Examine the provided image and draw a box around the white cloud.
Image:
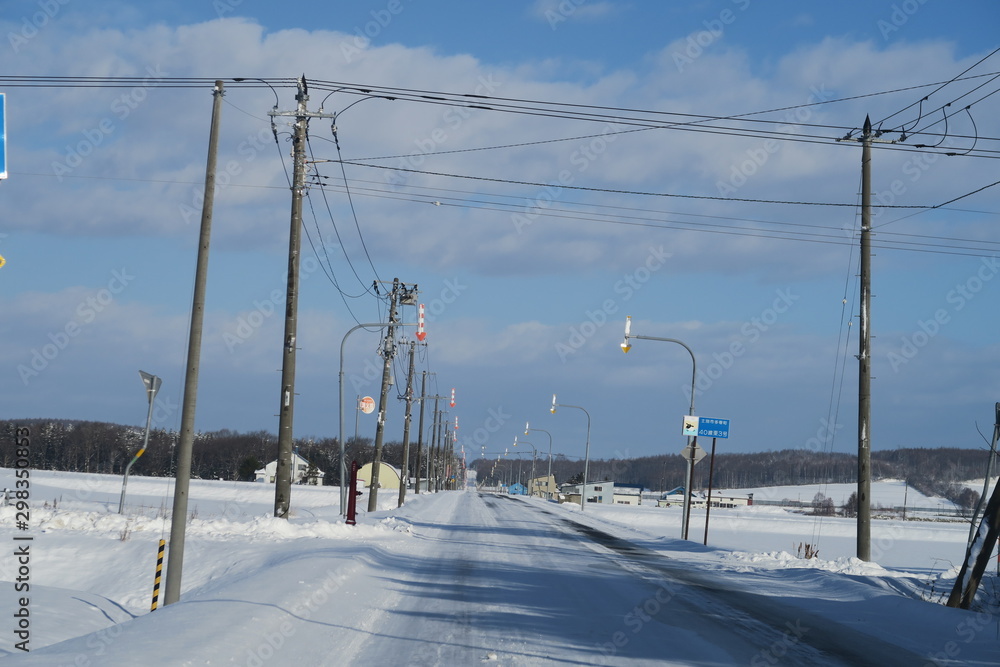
[529,1,619,25]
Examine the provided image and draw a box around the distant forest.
[474,446,990,509]
[1,419,994,509]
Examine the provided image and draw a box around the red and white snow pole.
[416,303,426,341]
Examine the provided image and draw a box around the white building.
[560,481,615,505]
[528,474,558,499]
[613,486,643,506]
[255,452,325,486]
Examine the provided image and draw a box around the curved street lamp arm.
[625,333,697,416]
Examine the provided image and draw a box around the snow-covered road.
[13,487,994,666]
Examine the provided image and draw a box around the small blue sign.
[697,417,730,439]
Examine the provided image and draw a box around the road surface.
[12,490,943,666]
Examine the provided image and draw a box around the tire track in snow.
[502,495,928,666]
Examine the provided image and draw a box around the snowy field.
[1,469,999,665]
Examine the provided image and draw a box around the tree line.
[1,419,992,509]
[0,419,438,487]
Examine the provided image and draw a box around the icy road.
[13,487,996,666]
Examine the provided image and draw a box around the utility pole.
[270,76,334,519]
[837,116,887,560]
[416,391,452,492]
[397,341,417,507]
[437,409,449,491]
[427,398,439,493]
[857,115,873,561]
[414,371,427,494]
[430,399,442,492]
[164,80,224,606]
[368,278,418,511]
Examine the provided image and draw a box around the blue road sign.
[697,417,730,439]
[682,416,731,438]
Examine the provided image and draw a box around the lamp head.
[550,394,557,414]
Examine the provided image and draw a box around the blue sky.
[2,0,1000,466]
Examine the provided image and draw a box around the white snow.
[1,469,998,665]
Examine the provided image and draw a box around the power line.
[872,46,1000,130]
[6,74,999,151]
[310,177,1000,258]
[16,74,997,155]
[305,137,381,298]
[334,159,933,208]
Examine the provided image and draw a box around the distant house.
[528,475,558,499]
[705,493,753,508]
[357,462,402,490]
[508,483,528,496]
[560,481,614,505]
[613,486,643,506]
[255,452,325,486]
[657,488,753,508]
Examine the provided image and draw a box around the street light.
[621,316,699,539]
[513,437,537,496]
[525,422,554,499]
[338,321,415,515]
[119,371,161,513]
[550,394,591,511]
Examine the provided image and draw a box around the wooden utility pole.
[858,115,873,561]
[164,80,224,605]
[271,77,334,519]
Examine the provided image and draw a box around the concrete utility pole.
[414,371,427,494]
[857,115,873,561]
[271,76,334,519]
[416,391,452,492]
[837,116,887,560]
[435,406,448,491]
[397,341,417,507]
[428,398,440,492]
[164,80,224,606]
[368,278,418,511]
[434,408,445,492]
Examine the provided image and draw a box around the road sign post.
[681,416,730,539]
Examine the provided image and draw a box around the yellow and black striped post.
[150,539,165,611]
